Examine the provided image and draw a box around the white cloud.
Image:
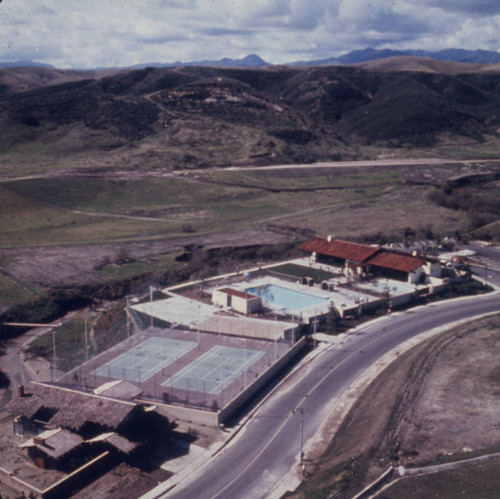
[408,0,500,16]
[0,0,498,68]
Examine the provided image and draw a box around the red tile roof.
[220,288,258,300]
[299,237,380,263]
[366,251,426,273]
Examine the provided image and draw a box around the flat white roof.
[197,315,295,341]
[132,296,216,327]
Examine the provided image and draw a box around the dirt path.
[1,158,499,184]
[223,157,500,172]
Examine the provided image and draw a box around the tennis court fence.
[49,329,299,413]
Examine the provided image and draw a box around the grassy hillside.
[1,61,500,175]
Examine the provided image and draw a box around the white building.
[212,288,262,315]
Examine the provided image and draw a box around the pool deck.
[134,257,439,329]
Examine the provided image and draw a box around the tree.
[403,226,416,251]
[325,302,340,332]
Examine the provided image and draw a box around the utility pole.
[126,297,131,337]
[150,286,154,328]
[313,311,317,348]
[84,318,88,361]
[244,338,249,388]
[52,329,56,373]
[300,407,304,466]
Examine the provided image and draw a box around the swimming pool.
[245,284,327,313]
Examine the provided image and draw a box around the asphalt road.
[166,289,500,499]
[464,241,500,286]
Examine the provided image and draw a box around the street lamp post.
[52,330,56,372]
[299,407,304,466]
[84,318,88,361]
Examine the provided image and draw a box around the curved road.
[165,290,499,499]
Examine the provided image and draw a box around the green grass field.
[0,168,471,249]
[26,319,89,365]
[263,263,336,282]
[99,252,180,282]
[26,305,130,369]
[0,273,40,312]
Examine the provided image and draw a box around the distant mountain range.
[126,53,269,69]
[2,48,500,70]
[0,60,54,69]
[295,48,500,66]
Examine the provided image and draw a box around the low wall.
[42,451,112,499]
[0,452,111,499]
[429,276,451,295]
[152,402,220,427]
[0,466,43,498]
[391,291,416,308]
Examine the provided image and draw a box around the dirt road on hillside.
[1,158,499,183]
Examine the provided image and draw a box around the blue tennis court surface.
[162,345,265,395]
[93,337,196,383]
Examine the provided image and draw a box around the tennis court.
[93,336,197,383]
[162,345,265,395]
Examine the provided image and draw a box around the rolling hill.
[1,58,500,171]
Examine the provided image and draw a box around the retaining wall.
[219,336,306,425]
[0,451,111,499]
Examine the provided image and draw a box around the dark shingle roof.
[87,432,139,454]
[7,382,138,431]
[19,428,83,459]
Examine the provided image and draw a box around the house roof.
[219,288,258,300]
[106,433,139,454]
[299,237,380,263]
[145,404,176,422]
[366,251,426,273]
[87,432,139,454]
[7,382,138,431]
[19,428,83,459]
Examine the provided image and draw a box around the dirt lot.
[291,313,500,498]
[0,228,294,290]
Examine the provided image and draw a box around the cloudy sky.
[1,0,499,68]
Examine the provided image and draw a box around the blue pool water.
[245,284,327,313]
